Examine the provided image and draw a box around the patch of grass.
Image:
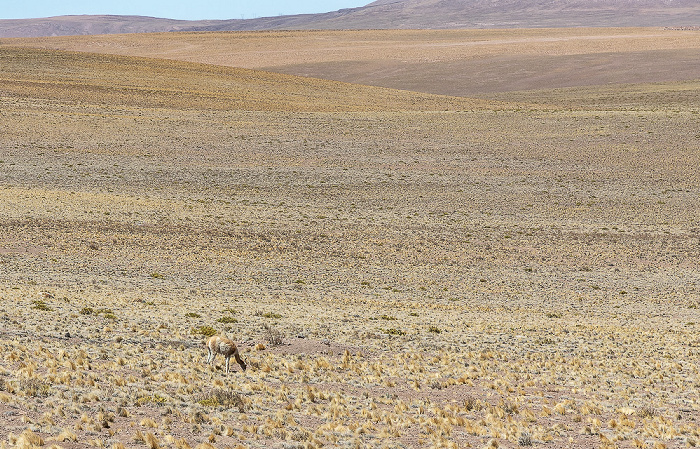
[380,315,397,320]
[263,323,284,346]
[185,312,201,318]
[217,316,238,324]
[463,395,482,411]
[638,407,657,419]
[255,311,282,319]
[428,325,441,334]
[135,394,167,407]
[198,389,246,412]
[192,326,217,337]
[383,328,406,336]
[85,308,117,320]
[518,432,533,446]
[31,300,52,311]
[150,272,164,279]
[19,378,50,397]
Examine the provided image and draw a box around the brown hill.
[1,0,699,37]
[0,15,224,38]
[0,46,486,112]
[353,0,700,28]
[6,28,700,97]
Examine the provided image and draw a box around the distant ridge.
[0,15,220,38]
[1,0,699,37]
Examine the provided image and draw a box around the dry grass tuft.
[263,323,284,346]
[198,389,246,412]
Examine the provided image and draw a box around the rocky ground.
[0,42,700,449]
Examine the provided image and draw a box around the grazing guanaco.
[206,335,247,373]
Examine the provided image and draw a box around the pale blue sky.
[1,1,371,20]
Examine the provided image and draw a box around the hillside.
[0,15,221,38]
[1,0,699,37]
[0,46,485,112]
[5,28,700,98]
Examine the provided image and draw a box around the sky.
[1,0,372,21]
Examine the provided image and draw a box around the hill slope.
[5,28,700,98]
[1,0,699,37]
[0,46,486,112]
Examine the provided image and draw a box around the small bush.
[428,325,441,334]
[464,395,480,411]
[380,315,397,321]
[518,432,532,446]
[32,300,52,312]
[20,378,50,397]
[263,323,284,346]
[198,389,246,412]
[135,394,167,407]
[428,380,444,390]
[82,308,117,320]
[185,312,201,318]
[192,326,217,337]
[638,407,657,419]
[255,311,282,319]
[383,328,406,336]
[217,316,238,324]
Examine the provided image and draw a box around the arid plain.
[1,28,700,449]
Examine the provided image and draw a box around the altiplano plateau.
[1,25,700,449]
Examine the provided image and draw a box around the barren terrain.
[1,30,700,449]
[2,0,700,37]
[5,28,700,96]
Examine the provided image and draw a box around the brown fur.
[206,335,246,373]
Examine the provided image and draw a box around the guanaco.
[206,335,247,373]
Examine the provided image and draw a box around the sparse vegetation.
[263,323,284,346]
[192,326,217,337]
[135,395,167,407]
[31,300,52,311]
[197,389,246,412]
[255,311,282,319]
[0,28,698,449]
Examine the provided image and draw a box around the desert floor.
[1,29,700,449]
